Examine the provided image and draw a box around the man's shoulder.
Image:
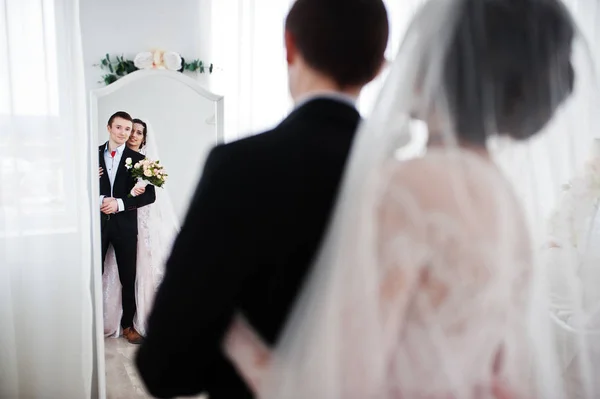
[198,128,284,189]
[124,147,145,161]
[208,128,280,163]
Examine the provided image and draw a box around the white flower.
[134,162,141,169]
[163,51,182,71]
[134,52,154,69]
[125,157,133,169]
[144,169,153,177]
[135,50,173,70]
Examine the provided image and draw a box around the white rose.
[144,169,153,177]
[134,162,140,169]
[134,52,154,69]
[125,158,132,165]
[163,51,183,71]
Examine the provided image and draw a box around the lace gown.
[546,161,600,398]
[103,203,165,337]
[224,150,535,398]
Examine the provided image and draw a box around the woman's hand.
[491,379,513,399]
[99,167,104,178]
[224,315,271,394]
[133,186,146,196]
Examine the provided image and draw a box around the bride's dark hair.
[444,0,575,144]
[132,118,148,149]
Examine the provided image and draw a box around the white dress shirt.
[100,143,126,213]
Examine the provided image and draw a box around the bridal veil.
[259,0,600,397]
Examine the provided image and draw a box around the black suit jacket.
[136,99,361,398]
[99,144,156,231]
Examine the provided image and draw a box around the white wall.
[80,0,214,94]
[79,0,435,139]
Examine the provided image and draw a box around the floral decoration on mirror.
[96,49,214,86]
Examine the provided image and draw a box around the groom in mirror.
[99,111,156,344]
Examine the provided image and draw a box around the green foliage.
[183,59,214,74]
[103,74,118,85]
[96,53,137,85]
[96,53,214,86]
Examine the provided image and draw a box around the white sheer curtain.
[357,0,426,116]
[209,0,430,142]
[210,0,296,142]
[0,0,94,398]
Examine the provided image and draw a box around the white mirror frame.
[88,69,224,399]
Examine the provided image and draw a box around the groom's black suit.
[99,143,156,329]
[136,98,361,398]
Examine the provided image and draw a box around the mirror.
[89,69,223,398]
[91,70,224,220]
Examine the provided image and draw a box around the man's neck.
[291,72,360,104]
[108,140,122,151]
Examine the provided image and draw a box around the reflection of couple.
[99,111,176,344]
[134,0,577,398]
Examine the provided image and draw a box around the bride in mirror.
[102,117,179,343]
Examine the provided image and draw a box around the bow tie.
[111,150,116,158]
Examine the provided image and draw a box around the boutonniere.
[125,158,133,170]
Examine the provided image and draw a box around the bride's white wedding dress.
[102,200,164,337]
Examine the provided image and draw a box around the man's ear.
[284,30,296,65]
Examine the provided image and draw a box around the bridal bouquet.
[126,157,168,197]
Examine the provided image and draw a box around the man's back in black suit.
[136,98,359,398]
[136,0,389,397]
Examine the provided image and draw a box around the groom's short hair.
[285,0,388,88]
[108,111,133,127]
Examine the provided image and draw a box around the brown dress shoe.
[123,327,144,344]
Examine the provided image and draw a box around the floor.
[104,337,207,399]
